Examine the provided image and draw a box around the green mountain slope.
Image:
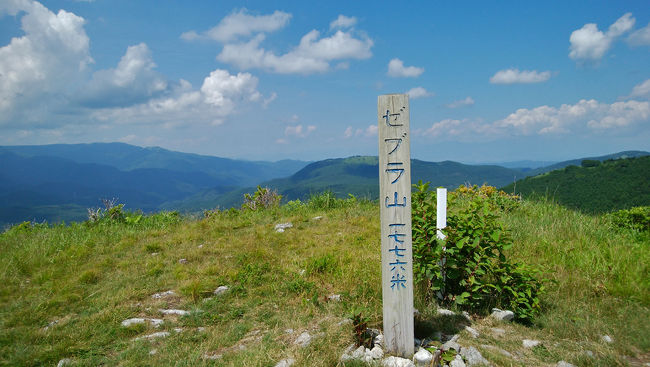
[501,156,650,213]
[173,156,524,210]
[525,150,649,176]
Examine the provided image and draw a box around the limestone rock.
[601,335,613,343]
[369,345,384,359]
[275,223,293,232]
[327,294,341,302]
[351,346,366,359]
[151,290,176,299]
[522,339,541,348]
[149,349,157,355]
[413,348,433,367]
[480,344,513,359]
[275,358,295,367]
[383,356,416,367]
[178,258,188,264]
[490,308,514,322]
[213,285,229,295]
[57,358,72,367]
[460,346,490,366]
[203,353,222,360]
[438,308,455,316]
[443,340,461,351]
[159,309,190,316]
[490,328,505,337]
[450,354,467,367]
[134,331,170,341]
[294,332,312,348]
[465,326,480,338]
[121,318,164,328]
[374,334,384,348]
[312,216,323,220]
[556,361,576,367]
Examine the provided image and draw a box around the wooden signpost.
[378,94,414,357]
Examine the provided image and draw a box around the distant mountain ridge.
[525,150,649,176]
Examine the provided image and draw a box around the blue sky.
[1,0,649,163]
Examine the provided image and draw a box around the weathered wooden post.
[378,94,414,357]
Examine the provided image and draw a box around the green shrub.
[610,206,650,232]
[412,182,544,322]
[242,186,282,211]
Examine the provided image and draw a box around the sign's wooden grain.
[378,94,414,357]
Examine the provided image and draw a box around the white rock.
[203,353,222,360]
[374,334,384,348]
[213,285,229,295]
[490,308,514,322]
[121,318,164,328]
[480,344,513,358]
[312,216,323,220]
[275,223,293,232]
[159,309,190,316]
[601,335,613,343]
[585,350,594,358]
[413,348,433,367]
[134,331,170,341]
[294,332,312,348]
[151,252,159,256]
[178,258,188,264]
[284,328,294,334]
[44,320,59,331]
[327,294,341,302]
[351,346,366,359]
[149,349,157,355]
[556,362,576,367]
[522,339,541,348]
[198,244,203,248]
[459,346,491,366]
[337,318,352,326]
[197,327,205,332]
[437,308,456,316]
[173,327,183,333]
[443,340,461,351]
[364,355,374,363]
[152,290,176,299]
[369,345,384,359]
[490,328,505,337]
[461,311,472,321]
[57,358,72,367]
[465,326,480,338]
[383,356,416,367]
[275,358,295,367]
[450,354,467,367]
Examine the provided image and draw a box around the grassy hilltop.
[0,191,648,366]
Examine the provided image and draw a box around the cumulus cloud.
[343,125,377,138]
[387,58,424,77]
[0,0,92,122]
[330,15,357,29]
[628,23,650,46]
[628,79,650,99]
[79,43,167,108]
[446,97,475,109]
[569,13,635,61]
[181,9,291,42]
[489,69,551,84]
[285,124,316,138]
[406,87,433,99]
[217,28,373,74]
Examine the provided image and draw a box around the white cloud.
[0,0,92,122]
[343,124,377,138]
[406,87,433,99]
[628,79,650,99]
[284,124,316,138]
[387,58,424,78]
[446,96,475,108]
[489,69,551,84]
[217,29,373,74]
[80,43,167,108]
[569,13,635,61]
[182,9,291,42]
[330,15,357,29]
[628,23,650,46]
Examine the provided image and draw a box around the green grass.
[0,195,648,366]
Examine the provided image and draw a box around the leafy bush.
[308,191,357,209]
[242,186,282,211]
[412,182,544,322]
[610,206,650,232]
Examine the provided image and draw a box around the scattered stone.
[178,258,188,264]
[213,285,229,295]
[585,350,594,358]
[121,318,164,328]
[149,349,157,356]
[203,353,222,360]
[275,223,293,232]
[465,326,480,338]
[369,345,384,359]
[374,334,384,348]
[413,348,433,367]
[460,346,491,366]
[383,356,416,367]
[151,290,176,299]
[151,252,159,256]
[522,339,541,348]
[461,311,472,321]
[351,346,366,359]
[197,327,205,332]
[327,294,341,302]
[337,318,352,326]
[134,331,170,341]
[284,328,294,334]
[44,319,59,331]
[159,309,190,316]
[275,358,295,367]
[294,332,312,348]
[450,354,467,367]
[438,308,456,316]
[444,334,460,343]
[601,335,613,343]
[490,328,505,337]
[173,327,183,333]
[443,340,461,351]
[198,244,203,248]
[312,216,323,220]
[57,358,72,367]
[480,344,513,358]
[556,362,575,367]
[490,308,514,322]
